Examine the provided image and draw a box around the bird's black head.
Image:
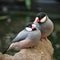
[26,23,32,27]
[26,23,37,31]
[34,12,47,23]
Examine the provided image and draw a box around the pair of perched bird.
[2,12,54,54]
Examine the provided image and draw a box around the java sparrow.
[2,23,41,54]
[34,12,54,39]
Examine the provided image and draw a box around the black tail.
[2,42,11,54]
[2,46,9,54]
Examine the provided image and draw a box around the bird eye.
[40,16,47,23]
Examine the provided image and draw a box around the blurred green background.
[0,0,60,60]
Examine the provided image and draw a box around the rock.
[0,52,12,60]
[0,38,54,60]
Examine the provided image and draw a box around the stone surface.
[0,38,54,60]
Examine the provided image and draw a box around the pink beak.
[31,24,36,29]
[34,17,40,23]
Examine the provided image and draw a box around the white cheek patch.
[25,27,32,31]
[40,16,46,23]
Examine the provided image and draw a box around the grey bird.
[34,12,54,39]
[2,23,41,54]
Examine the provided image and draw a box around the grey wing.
[12,29,29,43]
[25,30,41,42]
